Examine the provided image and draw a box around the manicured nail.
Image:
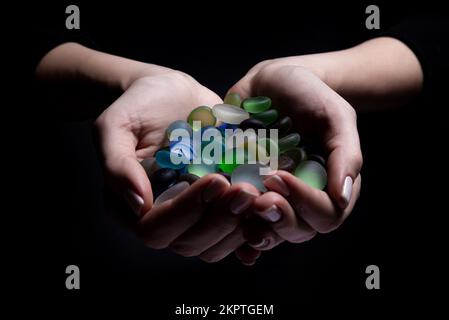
[249,238,270,249]
[341,176,353,208]
[264,175,290,197]
[257,205,282,223]
[230,190,257,215]
[203,178,227,203]
[125,189,144,216]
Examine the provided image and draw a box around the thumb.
[227,73,253,100]
[96,120,153,217]
[326,115,363,210]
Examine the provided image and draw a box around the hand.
[95,71,261,262]
[229,62,363,262]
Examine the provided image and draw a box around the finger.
[325,110,363,209]
[235,244,261,266]
[95,118,152,216]
[242,216,284,251]
[252,192,316,243]
[169,182,260,257]
[136,174,230,249]
[264,171,361,233]
[198,227,246,263]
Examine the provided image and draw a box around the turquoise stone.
[278,133,301,153]
[251,109,278,126]
[242,96,271,113]
[155,150,187,170]
[212,104,250,125]
[224,92,242,107]
[294,160,327,190]
[187,106,216,130]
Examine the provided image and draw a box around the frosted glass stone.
[294,160,327,190]
[166,120,193,140]
[278,155,296,172]
[239,118,266,131]
[212,104,250,125]
[242,96,271,113]
[251,109,278,126]
[281,147,307,164]
[187,106,216,130]
[270,116,292,137]
[149,168,178,198]
[224,92,242,107]
[155,150,186,170]
[187,163,217,177]
[278,133,301,153]
[231,164,268,192]
[154,182,190,206]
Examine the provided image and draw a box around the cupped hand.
[96,71,261,261]
[229,62,363,262]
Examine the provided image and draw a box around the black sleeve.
[382,13,449,98]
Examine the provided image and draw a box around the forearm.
[36,42,174,91]
[268,37,423,112]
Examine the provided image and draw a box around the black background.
[12,1,447,316]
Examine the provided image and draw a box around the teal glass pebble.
[251,109,279,126]
[166,120,192,140]
[270,116,292,137]
[224,92,242,107]
[231,164,267,192]
[154,181,190,206]
[212,104,250,125]
[155,150,187,170]
[242,96,271,113]
[187,106,216,130]
[294,160,327,190]
[278,133,301,153]
[187,163,217,177]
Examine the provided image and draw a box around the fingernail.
[125,189,144,216]
[230,190,257,215]
[203,178,227,203]
[264,175,290,197]
[341,176,353,208]
[249,238,270,249]
[257,205,282,223]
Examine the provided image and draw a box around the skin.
[36,37,423,265]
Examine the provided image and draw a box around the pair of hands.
[95,60,362,265]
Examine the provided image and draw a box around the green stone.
[187,163,217,177]
[251,109,278,126]
[278,133,301,153]
[294,160,327,190]
[242,96,271,113]
[187,106,216,130]
[224,92,242,107]
[219,148,248,174]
